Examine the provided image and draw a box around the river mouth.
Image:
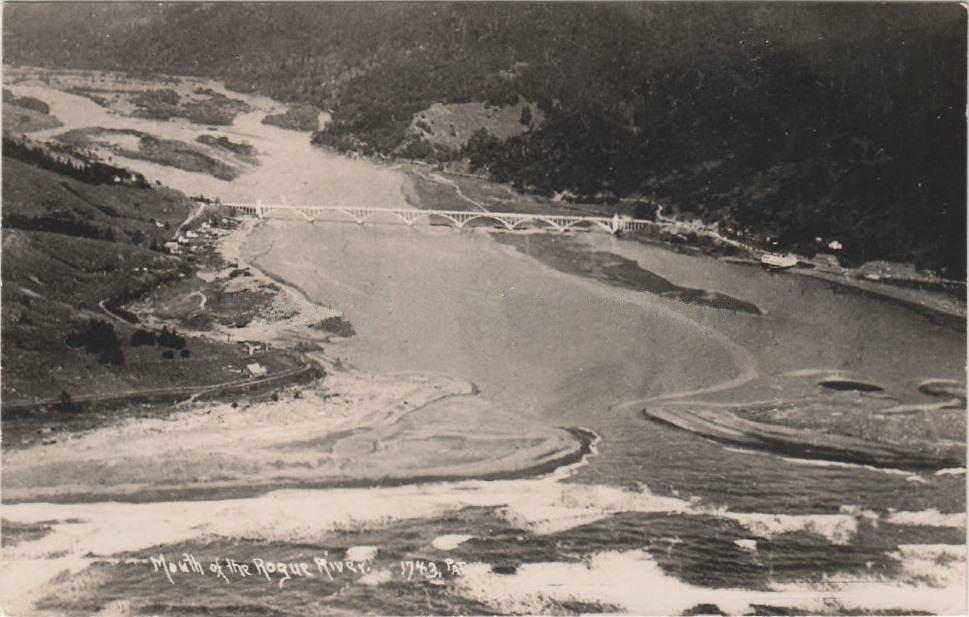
[2,67,965,615]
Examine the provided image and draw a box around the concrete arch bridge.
[223,203,655,234]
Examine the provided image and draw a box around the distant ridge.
[5,3,965,276]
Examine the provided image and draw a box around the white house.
[246,363,268,378]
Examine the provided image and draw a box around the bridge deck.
[222,203,656,234]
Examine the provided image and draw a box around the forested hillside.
[5,3,964,275]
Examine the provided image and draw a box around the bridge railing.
[221,203,660,234]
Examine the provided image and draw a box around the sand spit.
[638,362,965,471]
[644,405,964,470]
[1,371,459,501]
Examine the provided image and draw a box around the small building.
[241,341,264,356]
[163,241,180,254]
[246,363,268,378]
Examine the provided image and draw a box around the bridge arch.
[563,218,614,233]
[353,211,378,224]
[389,210,427,226]
[422,212,465,229]
[457,213,521,231]
[510,216,566,232]
[296,208,317,222]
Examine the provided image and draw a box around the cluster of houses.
[158,215,279,381]
[163,219,231,255]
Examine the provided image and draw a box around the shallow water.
[8,72,410,208]
[247,221,965,516]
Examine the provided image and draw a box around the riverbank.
[3,215,591,504]
[394,161,965,326]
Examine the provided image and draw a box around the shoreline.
[719,255,965,331]
[378,155,967,293]
[796,268,966,332]
[387,158,966,331]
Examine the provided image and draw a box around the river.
[9,69,410,207]
[2,68,965,615]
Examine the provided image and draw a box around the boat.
[760,252,799,271]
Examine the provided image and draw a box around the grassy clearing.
[1,519,54,547]
[262,103,321,131]
[2,102,62,133]
[56,127,241,180]
[409,100,540,151]
[126,86,251,126]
